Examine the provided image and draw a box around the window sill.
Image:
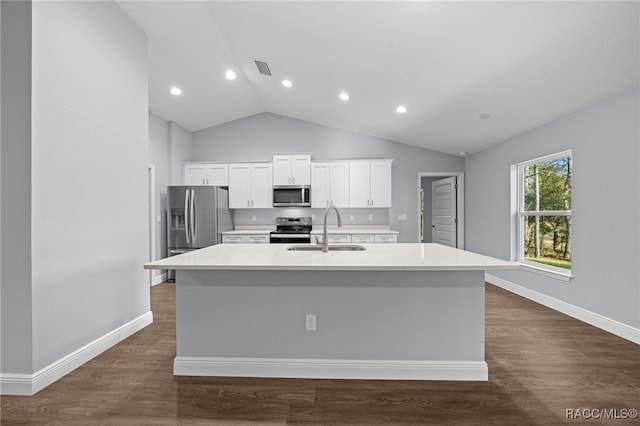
[519,262,573,282]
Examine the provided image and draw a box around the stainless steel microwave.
[273,185,311,207]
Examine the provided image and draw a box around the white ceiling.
[116,1,639,156]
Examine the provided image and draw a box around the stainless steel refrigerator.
[167,186,233,281]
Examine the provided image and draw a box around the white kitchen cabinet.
[245,235,270,243]
[327,234,351,244]
[273,154,311,185]
[311,234,352,244]
[348,159,392,208]
[183,164,207,185]
[221,235,245,244]
[374,234,398,243]
[351,234,375,243]
[228,163,273,209]
[348,161,370,208]
[311,161,349,208]
[222,234,269,244]
[311,233,396,244]
[183,163,228,186]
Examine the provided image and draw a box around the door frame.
[417,172,464,249]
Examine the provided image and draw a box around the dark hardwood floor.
[2,282,638,425]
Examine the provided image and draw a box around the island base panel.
[174,270,487,381]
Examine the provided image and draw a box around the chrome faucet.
[320,205,342,252]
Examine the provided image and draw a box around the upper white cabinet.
[348,159,392,208]
[273,154,311,185]
[183,163,228,186]
[228,163,273,209]
[311,161,349,208]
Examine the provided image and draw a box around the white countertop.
[145,243,519,272]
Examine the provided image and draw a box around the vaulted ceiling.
[117,1,639,156]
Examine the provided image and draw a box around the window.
[514,151,572,279]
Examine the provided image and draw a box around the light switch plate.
[398,214,407,221]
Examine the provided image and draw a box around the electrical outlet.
[251,214,257,222]
[368,214,373,221]
[156,215,162,223]
[312,214,316,221]
[305,314,317,331]
[349,215,354,222]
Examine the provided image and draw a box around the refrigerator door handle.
[190,189,197,243]
[184,189,191,245]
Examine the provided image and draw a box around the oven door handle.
[271,234,311,239]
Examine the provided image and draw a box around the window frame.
[512,150,573,281]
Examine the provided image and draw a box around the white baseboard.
[173,357,488,381]
[151,272,167,286]
[0,311,154,396]
[486,273,640,345]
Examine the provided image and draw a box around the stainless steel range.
[269,217,312,244]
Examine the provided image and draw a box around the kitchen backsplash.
[233,208,389,227]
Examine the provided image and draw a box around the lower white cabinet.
[311,234,351,244]
[311,233,396,244]
[222,234,270,244]
[374,234,398,243]
[328,234,352,244]
[351,234,374,243]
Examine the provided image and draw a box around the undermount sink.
[287,245,367,252]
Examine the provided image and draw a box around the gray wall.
[465,89,640,328]
[169,121,193,185]
[1,0,150,375]
[149,113,170,277]
[1,0,34,375]
[193,113,465,242]
[29,0,150,371]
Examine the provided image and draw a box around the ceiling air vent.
[254,59,272,76]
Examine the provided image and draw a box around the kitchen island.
[145,243,518,381]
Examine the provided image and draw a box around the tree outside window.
[518,152,572,272]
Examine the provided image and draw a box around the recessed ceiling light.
[396,105,407,114]
[225,70,236,80]
[478,113,491,119]
[282,80,292,88]
[339,92,349,101]
[459,151,469,156]
[170,87,182,95]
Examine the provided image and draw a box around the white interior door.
[432,177,457,247]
